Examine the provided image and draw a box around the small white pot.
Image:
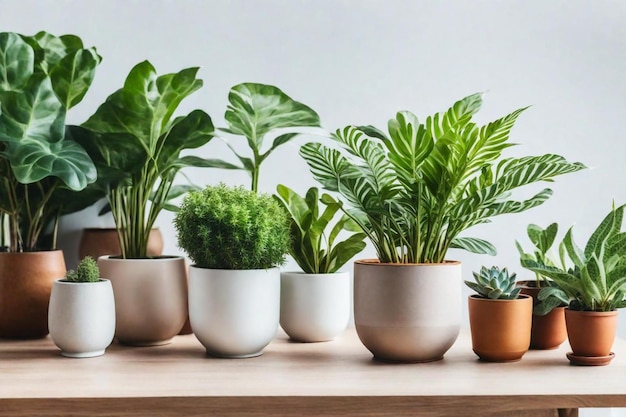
[48,279,115,358]
[189,266,280,358]
[280,271,350,342]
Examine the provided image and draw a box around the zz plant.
[465,266,521,300]
[274,185,366,274]
[300,93,586,263]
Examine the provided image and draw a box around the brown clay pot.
[78,228,164,259]
[0,250,66,339]
[565,309,617,357]
[468,294,533,362]
[517,281,567,350]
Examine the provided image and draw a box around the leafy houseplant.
[175,184,290,358]
[0,31,100,252]
[466,266,532,362]
[274,185,366,342]
[214,83,321,192]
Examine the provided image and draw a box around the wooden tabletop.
[0,329,624,417]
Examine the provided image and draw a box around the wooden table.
[0,329,624,417]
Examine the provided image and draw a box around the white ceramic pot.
[97,256,188,346]
[189,266,280,358]
[354,259,461,362]
[48,279,115,358]
[280,271,350,342]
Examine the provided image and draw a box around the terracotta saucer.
[566,352,615,366]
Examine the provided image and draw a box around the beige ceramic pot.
[97,256,188,346]
[79,228,163,259]
[0,250,66,339]
[468,294,533,362]
[354,259,461,362]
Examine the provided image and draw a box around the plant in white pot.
[274,185,367,342]
[70,61,216,346]
[521,204,626,366]
[48,257,115,358]
[300,93,586,362]
[175,184,290,358]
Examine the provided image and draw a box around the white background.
[1,1,625,415]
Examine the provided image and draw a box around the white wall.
[1,1,625,414]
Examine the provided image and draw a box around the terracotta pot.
[565,309,618,357]
[78,228,164,259]
[468,294,533,362]
[354,259,461,363]
[517,280,567,350]
[97,256,188,346]
[0,250,66,339]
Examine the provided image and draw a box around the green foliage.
[465,266,521,300]
[521,204,626,312]
[65,256,100,283]
[211,83,321,192]
[300,93,586,263]
[175,184,291,269]
[70,61,216,258]
[0,31,100,251]
[274,185,367,273]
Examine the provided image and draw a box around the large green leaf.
[25,32,84,73]
[450,237,496,256]
[49,48,100,109]
[0,32,34,90]
[584,204,625,260]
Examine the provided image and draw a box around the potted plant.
[48,256,115,358]
[0,31,100,338]
[466,266,532,362]
[515,223,568,349]
[300,93,586,362]
[274,185,366,342]
[70,61,216,345]
[175,184,290,358]
[521,204,626,366]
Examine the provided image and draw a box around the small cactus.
[465,266,521,300]
[65,256,100,283]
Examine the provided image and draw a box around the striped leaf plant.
[300,93,586,264]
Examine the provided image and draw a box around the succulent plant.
[465,266,521,300]
[65,256,100,283]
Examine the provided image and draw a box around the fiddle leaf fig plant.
[301,93,586,264]
[0,31,100,252]
[217,83,321,192]
[275,185,367,274]
[71,61,216,259]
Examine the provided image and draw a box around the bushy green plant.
[300,93,586,263]
[274,185,366,273]
[175,184,290,269]
[65,256,100,283]
[465,266,521,300]
[521,204,626,312]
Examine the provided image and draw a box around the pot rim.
[468,294,532,302]
[354,258,461,267]
[98,255,182,262]
[189,265,280,272]
[0,249,64,257]
[280,270,350,277]
[565,308,619,316]
[54,278,110,285]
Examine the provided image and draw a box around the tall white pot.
[354,259,461,362]
[189,266,280,358]
[280,271,350,342]
[48,279,115,358]
[97,256,188,346]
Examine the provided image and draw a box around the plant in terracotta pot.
[69,61,216,346]
[300,93,586,362]
[48,256,115,358]
[515,223,568,349]
[0,31,101,338]
[175,184,290,358]
[521,204,626,366]
[466,266,532,362]
[274,185,367,342]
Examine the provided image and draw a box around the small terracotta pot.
[468,294,533,362]
[0,250,66,339]
[517,281,567,350]
[78,228,164,259]
[565,309,617,357]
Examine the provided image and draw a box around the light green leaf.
[0,32,34,90]
[450,237,496,256]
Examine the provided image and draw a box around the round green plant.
[65,256,100,283]
[175,184,290,269]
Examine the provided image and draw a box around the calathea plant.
[274,185,367,273]
[0,31,100,251]
[70,61,215,258]
[301,93,586,263]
